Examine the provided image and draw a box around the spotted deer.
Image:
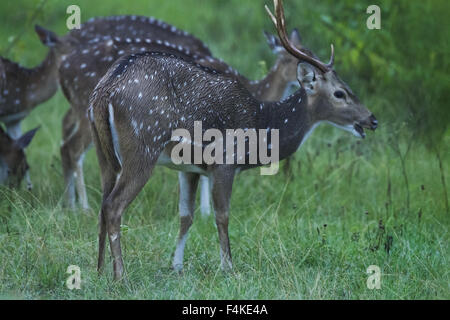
[0,26,61,139]
[55,37,212,209]
[0,26,62,188]
[35,15,212,209]
[40,19,308,210]
[0,15,211,136]
[89,0,378,280]
[0,15,211,190]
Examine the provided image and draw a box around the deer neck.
[248,60,292,101]
[24,49,59,108]
[258,89,317,161]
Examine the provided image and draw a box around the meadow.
[0,0,448,299]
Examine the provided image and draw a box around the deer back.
[0,57,37,121]
[66,15,211,57]
[91,52,260,162]
[59,38,210,118]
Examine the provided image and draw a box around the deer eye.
[334,90,345,99]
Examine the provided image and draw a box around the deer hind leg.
[211,166,235,271]
[61,112,91,209]
[75,150,89,210]
[61,110,78,208]
[173,172,200,272]
[102,161,154,281]
[199,175,212,216]
[96,169,116,273]
[90,122,117,273]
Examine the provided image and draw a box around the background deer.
[0,126,38,189]
[36,15,212,209]
[39,18,307,210]
[89,0,378,280]
[0,26,61,140]
[0,26,61,188]
[55,37,211,209]
[0,15,211,137]
[0,15,211,190]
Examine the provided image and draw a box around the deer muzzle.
[354,114,378,139]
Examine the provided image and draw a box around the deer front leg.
[61,115,91,210]
[5,120,22,139]
[75,151,89,210]
[211,166,235,271]
[199,175,211,216]
[172,172,200,272]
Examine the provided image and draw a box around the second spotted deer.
[89,0,378,280]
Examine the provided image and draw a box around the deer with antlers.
[36,15,308,209]
[89,0,378,280]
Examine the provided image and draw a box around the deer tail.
[89,94,122,174]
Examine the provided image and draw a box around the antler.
[265,0,334,73]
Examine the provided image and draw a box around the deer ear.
[289,28,302,46]
[35,25,60,47]
[15,127,39,149]
[263,31,283,54]
[297,63,317,94]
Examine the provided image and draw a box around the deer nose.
[369,114,378,130]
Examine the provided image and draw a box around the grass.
[0,0,449,299]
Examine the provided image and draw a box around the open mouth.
[353,123,366,139]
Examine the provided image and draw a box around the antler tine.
[264,4,277,26]
[326,44,335,68]
[265,0,333,73]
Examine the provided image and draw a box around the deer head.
[266,0,377,137]
[0,126,39,188]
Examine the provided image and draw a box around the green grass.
[0,0,448,299]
